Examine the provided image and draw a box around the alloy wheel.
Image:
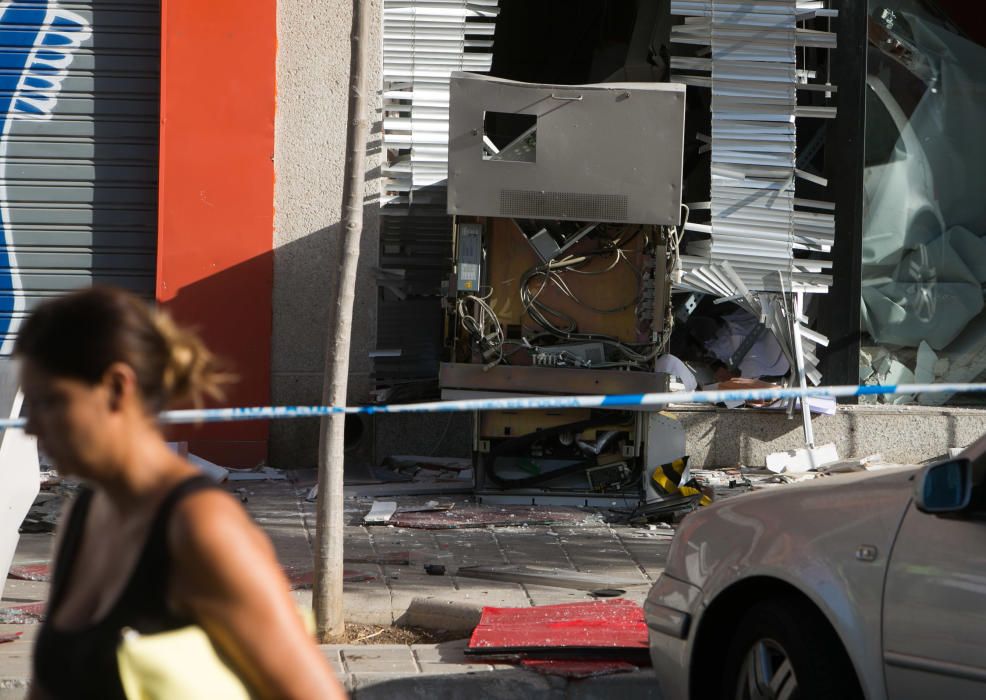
[734,638,798,700]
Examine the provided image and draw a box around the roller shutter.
[0,0,159,353]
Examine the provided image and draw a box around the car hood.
[665,466,918,590]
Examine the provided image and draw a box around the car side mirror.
[915,458,972,514]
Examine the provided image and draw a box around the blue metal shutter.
[0,0,159,353]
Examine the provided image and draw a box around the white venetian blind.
[382,0,500,206]
[670,0,838,294]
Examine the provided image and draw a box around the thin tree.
[314,0,371,642]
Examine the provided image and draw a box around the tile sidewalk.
[249,479,675,623]
[1,478,673,698]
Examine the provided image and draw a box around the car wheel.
[719,596,862,700]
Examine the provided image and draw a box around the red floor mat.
[467,599,649,657]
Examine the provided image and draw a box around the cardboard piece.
[364,500,398,524]
[187,453,230,483]
[168,442,230,482]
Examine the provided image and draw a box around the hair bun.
[15,286,236,415]
[154,311,232,409]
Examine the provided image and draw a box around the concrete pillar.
[272,0,383,467]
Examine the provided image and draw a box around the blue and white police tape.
[3,382,986,430]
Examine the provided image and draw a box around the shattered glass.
[861,1,986,404]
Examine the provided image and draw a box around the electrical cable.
[520,249,647,352]
[454,223,668,372]
[457,292,506,367]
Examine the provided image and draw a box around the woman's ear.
[103,362,139,412]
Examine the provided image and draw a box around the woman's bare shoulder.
[165,486,280,601]
[168,487,263,551]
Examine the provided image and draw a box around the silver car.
[645,442,986,700]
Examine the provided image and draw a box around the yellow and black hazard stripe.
[650,456,712,506]
[677,481,713,507]
[650,457,688,496]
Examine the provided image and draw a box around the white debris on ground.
[188,453,230,482]
[226,465,287,481]
[685,451,919,499]
[766,443,840,473]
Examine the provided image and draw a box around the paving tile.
[327,662,346,677]
[408,642,469,662]
[618,588,649,605]
[0,686,29,700]
[392,570,457,589]
[10,535,52,566]
[450,577,529,598]
[341,646,417,674]
[337,590,397,626]
[524,586,591,607]
[0,581,48,606]
[0,647,31,680]
[318,647,344,664]
[0,627,36,645]
[415,661,498,674]
[342,645,417,659]
[619,543,672,560]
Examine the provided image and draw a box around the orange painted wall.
[156,0,276,467]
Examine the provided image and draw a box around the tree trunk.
[314,0,371,643]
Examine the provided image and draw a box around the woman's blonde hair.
[14,286,233,411]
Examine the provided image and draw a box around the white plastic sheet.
[0,384,39,602]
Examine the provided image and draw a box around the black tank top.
[33,475,220,699]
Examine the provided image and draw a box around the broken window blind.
[669,1,837,386]
[669,0,837,294]
[375,1,500,399]
[382,0,499,204]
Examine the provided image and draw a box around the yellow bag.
[117,624,253,700]
[117,609,315,700]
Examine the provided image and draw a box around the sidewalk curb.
[349,669,662,699]
[395,597,483,635]
[1,667,664,699]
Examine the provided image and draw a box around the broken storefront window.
[862,1,986,404]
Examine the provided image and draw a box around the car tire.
[719,595,863,700]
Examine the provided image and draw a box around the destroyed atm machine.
[442,72,688,506]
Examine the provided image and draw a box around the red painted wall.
[156,0,276,467]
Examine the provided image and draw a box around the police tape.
[3,381,986,430]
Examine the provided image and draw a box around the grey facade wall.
[272,0,383,467]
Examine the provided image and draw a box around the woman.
[20,287,346,699]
